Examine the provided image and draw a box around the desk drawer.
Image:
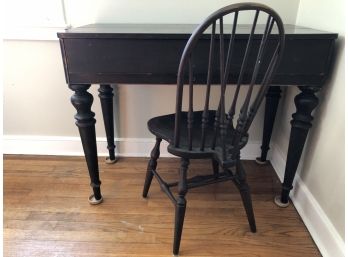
[60,37,335,85]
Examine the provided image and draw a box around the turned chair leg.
[173,158,189,256]
[142,138,162,198]
[233,161,256,232]
[212,159,219,178]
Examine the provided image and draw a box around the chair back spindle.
[172,3,285,166]
[187,57,194,150]
[200,21,216,151]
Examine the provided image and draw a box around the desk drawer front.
[61,37,334,85]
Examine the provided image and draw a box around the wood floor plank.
[4,155,320,257]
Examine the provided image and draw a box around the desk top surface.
[58,23,338,39]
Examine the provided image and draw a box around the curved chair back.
[173,3,285,163]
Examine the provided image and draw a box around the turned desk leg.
[274,86,320,207]
[98,84,117,164]
[256,86,281,164]
[69,84,103,205]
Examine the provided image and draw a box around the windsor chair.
[142,3,285,255]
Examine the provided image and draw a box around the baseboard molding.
[3,135,261,160]
[270,143,344,257]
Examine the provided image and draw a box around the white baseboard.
[3,135,261,160]
[270,143,344,257]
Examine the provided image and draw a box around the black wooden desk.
[58,24,337,206]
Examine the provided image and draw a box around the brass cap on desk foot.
[255,157,268,165]
[88,194,103,205]
[105,157,118,164]
[274,195,290,208]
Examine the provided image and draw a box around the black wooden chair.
[142,3,285,255]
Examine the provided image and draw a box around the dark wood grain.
[58,25,337,85]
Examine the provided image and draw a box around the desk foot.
[274,195,290,208]
[280,86,320,203]
[255,157,269,165]
[259,86,281,162]
[69,84,103,204]
[99,84,117,162]
[88,194,103,205]
[105,156,118,164]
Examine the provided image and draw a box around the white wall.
[64,0,300,26]
[3,0,300,143]
[270,0,345,255]
[3,0,66,27]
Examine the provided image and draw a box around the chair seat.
[148,110,248,163]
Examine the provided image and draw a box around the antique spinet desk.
[57,24,337,206]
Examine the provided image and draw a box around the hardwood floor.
[4,155,320,257]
